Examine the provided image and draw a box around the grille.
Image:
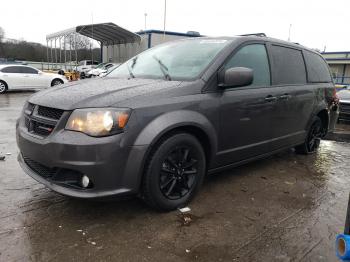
[340,103,350,114]
[24,117,30,128]
[339,103,350,121]
[37,106,64,120]
[23,104,64,138]
[32,120,55,137]
[23,155,57,178]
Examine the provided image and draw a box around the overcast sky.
[0,0,348,51]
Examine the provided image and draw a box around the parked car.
[99,64,121,78]
[16,36,339,211]
[338,87,350,122]
[76,60,99,79]
[86,63,116,77]
[0,65,67,94]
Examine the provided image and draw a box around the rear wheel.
[295,116,323,154]
[0,81,7,94]
[141,133,206,211]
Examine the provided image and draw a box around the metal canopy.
[46,22,141,45]
[77,23,141,45]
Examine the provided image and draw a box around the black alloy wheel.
[159,146,198,200]
[295,116,323,154]
[142,133,206,211]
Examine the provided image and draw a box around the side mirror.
[219,67,253,88]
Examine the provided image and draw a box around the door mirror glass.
[219,67,253,88]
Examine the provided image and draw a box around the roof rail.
[240,33,267,37]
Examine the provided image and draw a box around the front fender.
[134,110,218,161]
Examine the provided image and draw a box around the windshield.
[95,63,107,69]
[107,39,231,81]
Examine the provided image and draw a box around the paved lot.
[1,91,350,262]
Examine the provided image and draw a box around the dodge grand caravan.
[16,36,339,210]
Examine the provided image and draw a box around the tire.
[80,72,85,79]
[141,133,206,211]
[51,79,63,87]
[0,81,7,94]
[295,116,323,154]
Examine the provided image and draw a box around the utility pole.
[288,24,292,42]
[91,12,94,63]
[163,0,167,39]
[144,13,147,31]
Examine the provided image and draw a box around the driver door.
[216,43,277,167]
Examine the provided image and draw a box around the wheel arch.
[317,109,329,136]
[131,110,218,191]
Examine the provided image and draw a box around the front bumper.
[16,119,147,199]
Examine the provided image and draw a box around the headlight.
[65,108,131,137]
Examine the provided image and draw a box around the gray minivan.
[16,36,339,210]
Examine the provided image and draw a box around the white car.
[87,63,116,77]
[76,60,99,78]
[0,65,68,94]
[99,64,121,78]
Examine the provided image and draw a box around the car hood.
[338,89,350,102]
[28,78,182,110]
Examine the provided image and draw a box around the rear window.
[270,45,307,85]
[304,51,332,83]
[20,67,38,74]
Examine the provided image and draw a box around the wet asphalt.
[0,91,350,262]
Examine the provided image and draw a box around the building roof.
[136,29,202,37]
[46,23,141,45]
[322,51,350,64]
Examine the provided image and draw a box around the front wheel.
[51,79,63,87]
[141,133,206,211]
[295,116,323,154]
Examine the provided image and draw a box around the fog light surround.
[81,175,90,188]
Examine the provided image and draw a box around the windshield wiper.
[152,55,171,81]
[126,63,135,78]
[126,56,138,78]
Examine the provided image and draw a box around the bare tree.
[0,27,4,42]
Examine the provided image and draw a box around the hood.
[338,89,350,102]
[28,78,182,110]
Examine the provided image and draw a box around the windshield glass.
[95,63,106,69]
[107,39,231,80]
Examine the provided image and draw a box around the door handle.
[279,94,292,100]
[265,95,278,102]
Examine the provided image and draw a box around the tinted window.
[93,61,99,65]
[1,66,21,73]
[224,44,270,86]
[304,51,332,83]
[270,45,307,85]
[86,61,92,65]
[20,67,38,74]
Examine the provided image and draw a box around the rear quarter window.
[304,51,332,83]
[270,45,307,85]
